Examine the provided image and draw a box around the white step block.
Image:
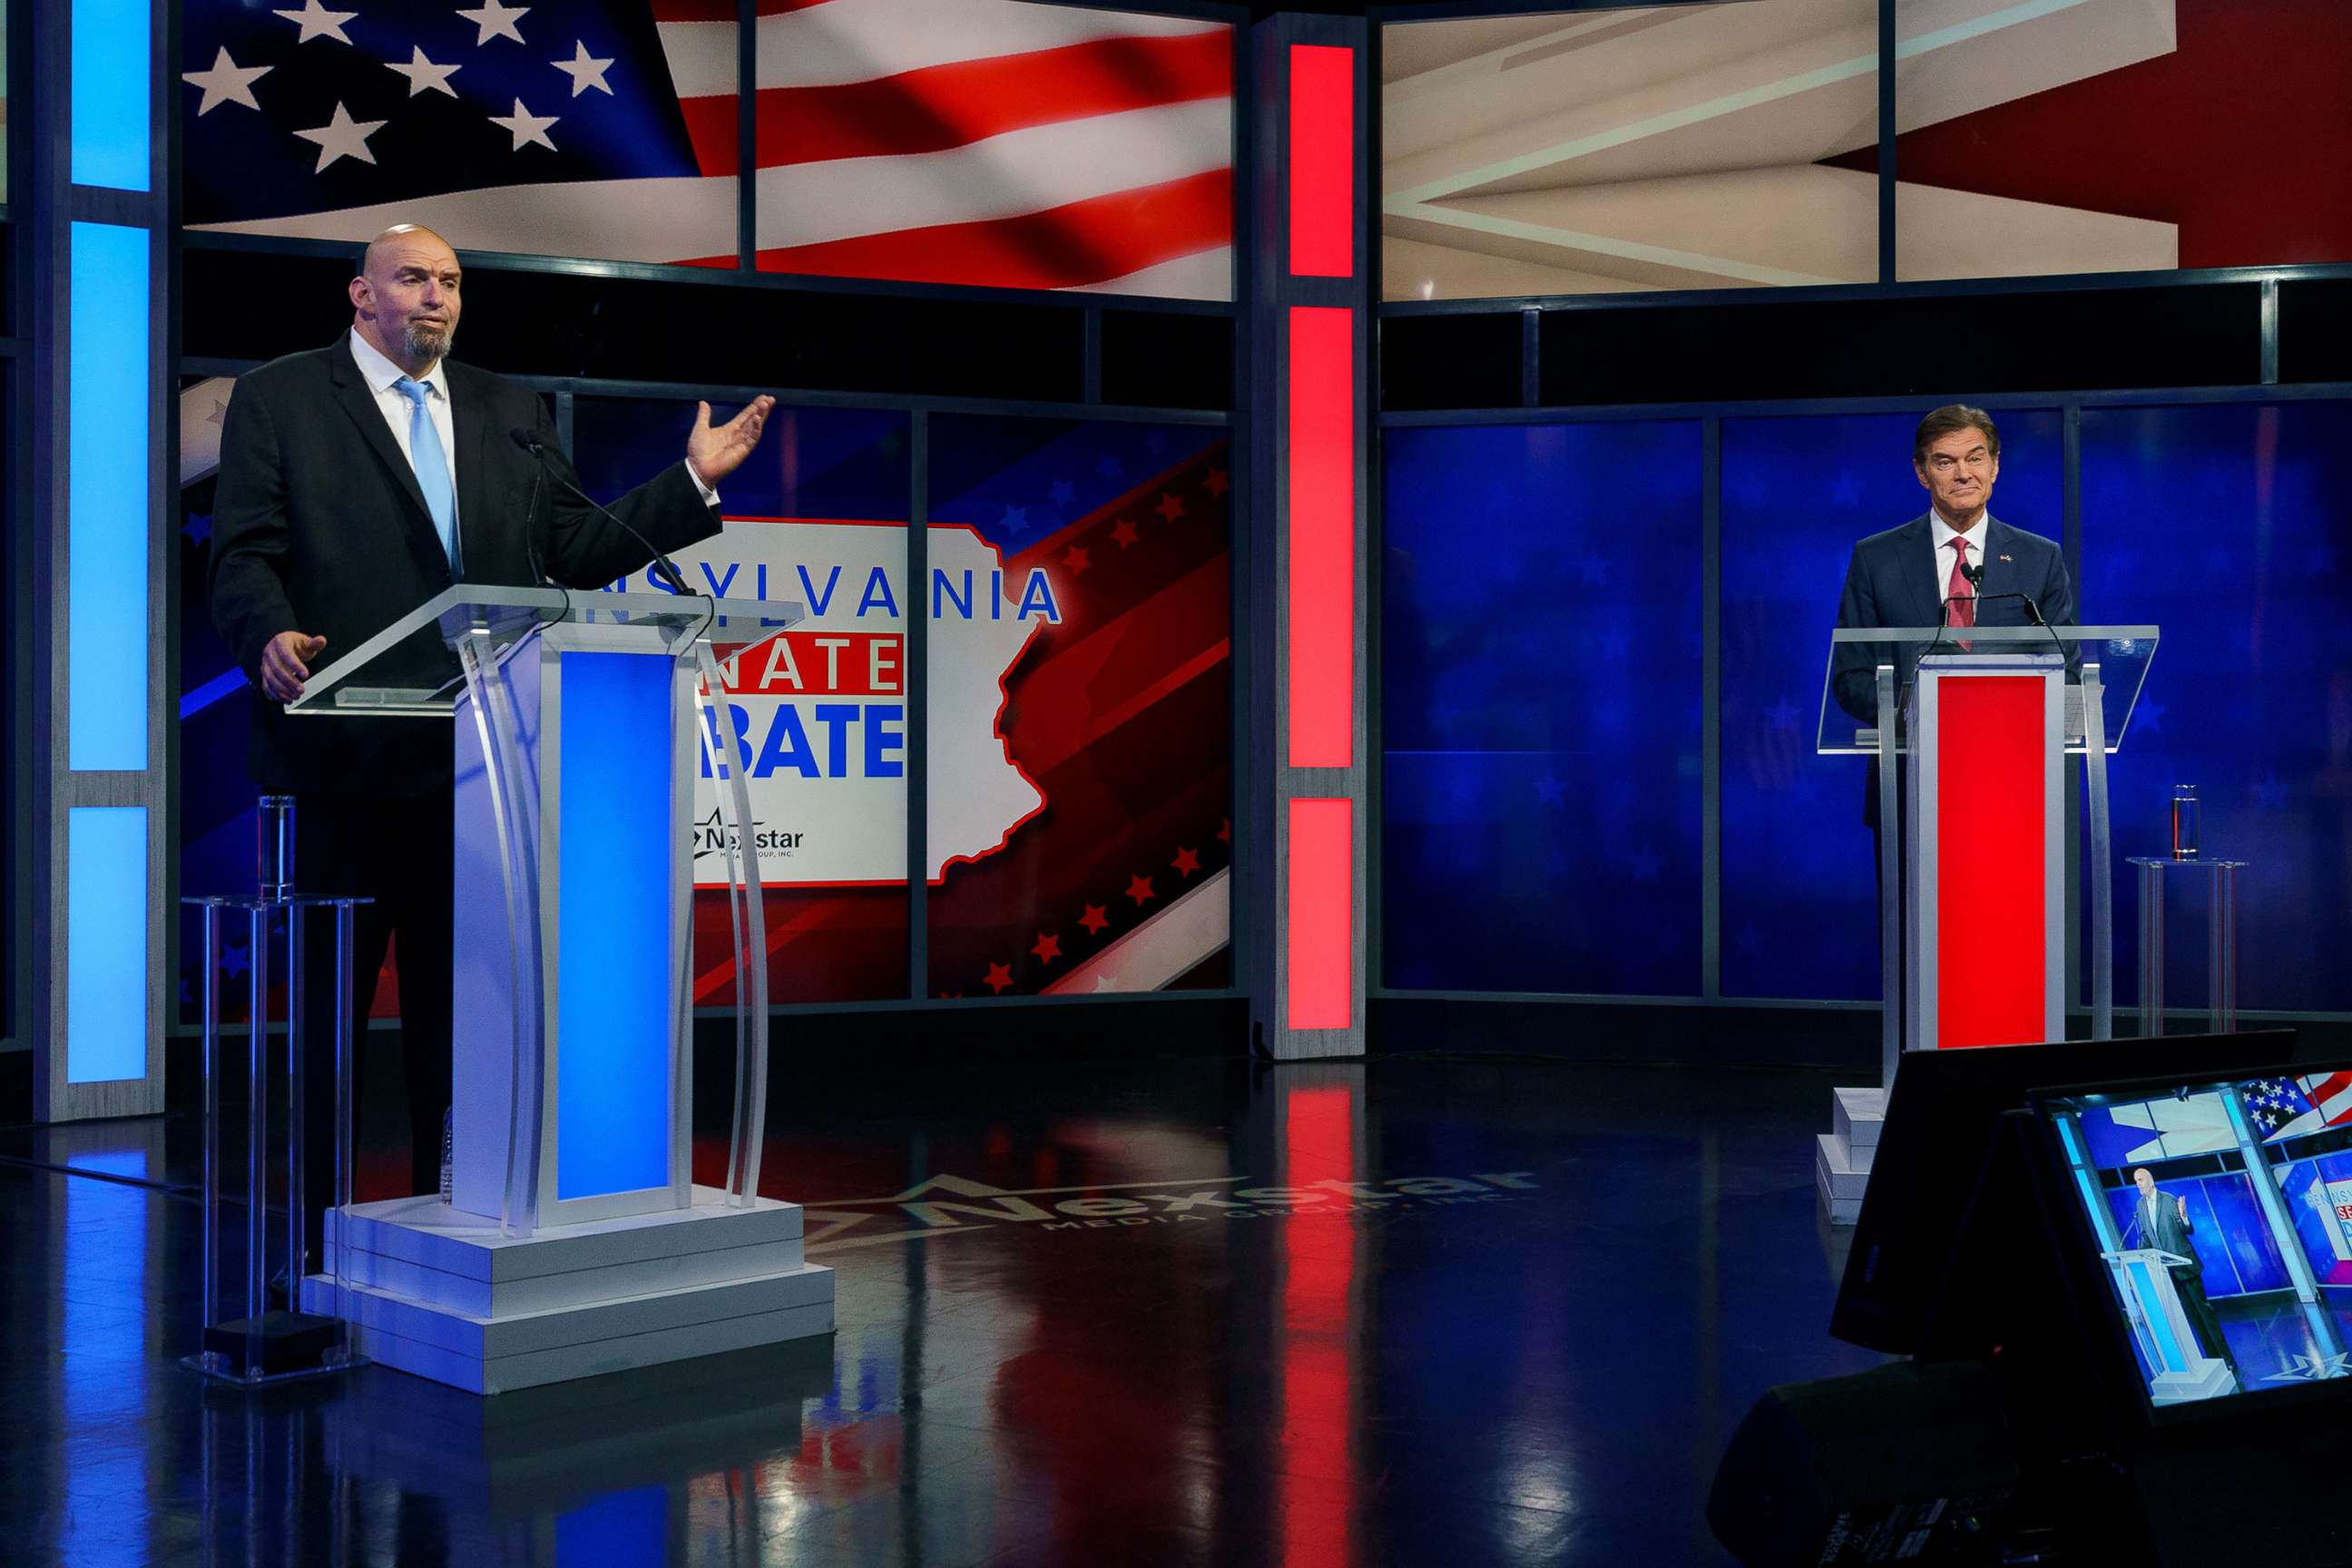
[302,1185,835,1395]
[1833,1086,1887,1151]
[1816,1132,1871,1200]
[323,1187,807,1318]
[1816,1132,1874,1226]
[305,1264,834,1396]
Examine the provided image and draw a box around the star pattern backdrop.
[1718,409,2063,1002]
[181,0,730,260]
[1381,420,1705,996]
[178,0,1235,294]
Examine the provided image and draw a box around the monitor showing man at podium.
[207,222,776,1215]
[2036,1069,2352,1410]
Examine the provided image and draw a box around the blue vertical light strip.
[556,652,674,1200]
[66,808,149,1083]
[2126,1259,2188,1373]
[68,221,152,771]
[70,0,152,191]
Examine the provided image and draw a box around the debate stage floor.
[1,1052,1880,1566]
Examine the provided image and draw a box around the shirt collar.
[349,328,448,400]
[1931,509,1990,557]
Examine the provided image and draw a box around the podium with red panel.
[1820,625,2160,1085]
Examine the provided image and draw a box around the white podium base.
[1815,1087,1886,1225]
[301,1186,834,1395]
[2150,1358,2238,1406]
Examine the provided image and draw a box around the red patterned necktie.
[1946,536,1976,641]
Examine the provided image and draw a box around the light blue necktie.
[393,376,461,573]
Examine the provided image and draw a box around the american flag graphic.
[2245,1073,2352,1143]
[183,0,1233,299]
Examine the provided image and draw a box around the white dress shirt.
[349,332,722,538]
[1929,509,1990,612]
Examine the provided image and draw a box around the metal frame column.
[27,0,174,1120]
[1245,15,1370,1059]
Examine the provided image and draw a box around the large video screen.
[576,397,915,1006]
[1887,0,2352,281]
[2042,1069,2352,1409]
[1382,0,2352,300]
[181,0,1233,299]
[583,404,1234,1004]
[923,415,1233,998]
[1380,1,1879,301]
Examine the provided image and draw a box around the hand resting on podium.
[260,630,329,703]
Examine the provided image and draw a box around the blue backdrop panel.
[572,399,908,527]
[2081,402,2352,1013]
[1382,421,1703,995]
[2103,1172,2288,1299]
[1719,410,2063,999]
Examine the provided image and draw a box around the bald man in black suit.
[211,223,772,1209]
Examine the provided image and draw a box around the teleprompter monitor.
[1830,1031,2301,1356]
[2027,1060,2352,1424]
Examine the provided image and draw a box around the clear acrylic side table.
[2126,858,2245,1036]
[180,892,372,1387]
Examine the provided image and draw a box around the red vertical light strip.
[1280,1083,1357,1568]
[1288,798,1352,1030]
[1936,676,2048,1048]
[1287,305,1354,769]
[1288,44,1355,277]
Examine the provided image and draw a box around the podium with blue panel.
[285,585,832,1394]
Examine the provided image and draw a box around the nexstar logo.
[690,808,805,862]
[799,1171,1542,1252]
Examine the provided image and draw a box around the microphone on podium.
[509,426,694,597]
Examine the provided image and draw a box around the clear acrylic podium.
[1819,625,2160,1088]
[2102,1247,2237,1404]
[281,584,839,1393]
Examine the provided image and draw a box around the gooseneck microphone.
[509,426,693,596]
[1956,559,2073,670]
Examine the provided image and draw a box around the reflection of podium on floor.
[2103,1247,2237,1404]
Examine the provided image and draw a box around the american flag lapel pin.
[1998,553,2013,563]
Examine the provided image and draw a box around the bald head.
[349,225,463,375]
[357,224,455,282]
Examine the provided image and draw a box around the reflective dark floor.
[2,1052,1882,1567]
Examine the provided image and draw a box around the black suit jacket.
[209,334,723,797]
[2128,1189,2203,1278]
[1832,514,2076,828]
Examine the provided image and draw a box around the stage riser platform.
[301,1186,834,1395]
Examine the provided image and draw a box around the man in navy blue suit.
[1831,405,2078,825]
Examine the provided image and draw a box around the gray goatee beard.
[402,320,454,363]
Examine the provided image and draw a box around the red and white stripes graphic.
[655,0,1234,295]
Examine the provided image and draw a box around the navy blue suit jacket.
[1832,514,2075,827]
[1830,513,2076,728]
